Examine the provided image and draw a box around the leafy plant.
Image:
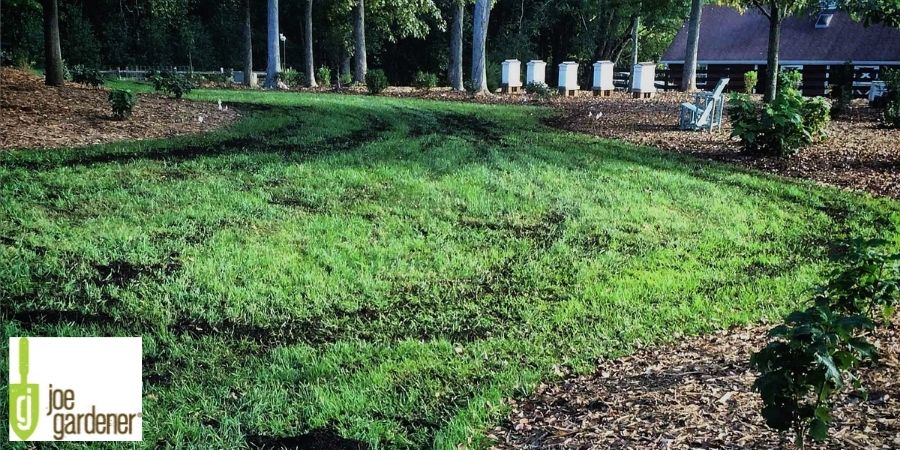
[339,71,352,87]
[728,71,831,157]
[71,65,105,87]
[203,70,233,83]
[879,69,900,128]
[146,70,194,99]
[107,89,137,120]
[751,238,899,448]
[829,63,854,117]
[525,82,554,99]
[744,70,758,94]
[751,300,875,448]
[365,69,388,95]
[413,70,438,91]
[279,68,303,87]
[317,66,332,87]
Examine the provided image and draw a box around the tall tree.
[266,0,280,88]
[628,15,640,91]
[353,0,367,83]
[681,0,703,91]
[449,0,465,91]
[471,0,491,95]
[304,0,317,87]
[43,0,65,86]
[243,0,255,87]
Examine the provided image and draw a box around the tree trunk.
[628,15,640,91]
[471,0,491,95]
[43,0,65,86]
[681,0,703,91]
[764,1,782,102]
[449,0,464,91]
[305,0,317,87]
[266,0,281,89]
[243,0,255,87]
[353,0,367,83]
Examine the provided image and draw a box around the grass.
[2,84,899,449]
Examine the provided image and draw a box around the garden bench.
[679,78,730,132]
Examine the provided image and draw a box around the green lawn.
[2,86,898,449]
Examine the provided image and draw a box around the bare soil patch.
[492,323,899,450]
[1,68,239,150]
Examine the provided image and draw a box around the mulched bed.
[491,323,900,450]
[0,68,240,150]
[551,92,900,200]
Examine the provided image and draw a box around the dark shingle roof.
[661,6,900,63]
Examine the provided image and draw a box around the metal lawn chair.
[679,78,730,132]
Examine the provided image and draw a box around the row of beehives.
[501,60,657,98]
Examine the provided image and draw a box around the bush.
[146,70,194,99]
[751,239,898,448]
[71,65,105,87]
[829,63,854,117]
[728,71,831,157]
[880,69,900,128]
[365,69,388,95]
[413,71,438,91]
[108,89,137,120]
[204,70,233,83]
[743,70,758,94]
[339,71,352,86]
[278,68,304,87]
[525,82,554,99]
[316,66,332,87]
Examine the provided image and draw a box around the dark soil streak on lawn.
[247,429,369,450]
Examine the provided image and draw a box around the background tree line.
[1,0,693,87]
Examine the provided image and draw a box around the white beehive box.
[501,60,522,87]
[632,62,657,97]
[592,61,615,94]
[558,61,580,96]
[526,60,547,85]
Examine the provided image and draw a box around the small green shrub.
[147,70,194,99]
[365,69,388,95]
[413,71,438,91]
[279,68,303,87]
[525,82,554,99]
[728,71,831,157]
[203,70,233,83]
[829,63,854,117]
[751,239,898,448]
[107,89,137,120]
[743,70,758,94]
[316,66,332,87]
[880,69,900,128]
[339,71,352,86]
[71,65,105,87]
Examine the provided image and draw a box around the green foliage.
[728,71,831,157]
[525,82,554,99]
[413,71,439,91]
[744,70,758,94]
[71,65,105,88]
[146,70,194,99]
[829,63,854,117]
[880,69,900,128]
[751,238,899,448]
[317,66,333,87]
[365,69,389,95]
[340,71,353,86]
[203,70,233,84]
[279,68,304,88]
[107,89,137,120]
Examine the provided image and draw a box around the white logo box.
[9,337,143,442]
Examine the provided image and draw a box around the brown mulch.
[553,92,900,199]
[492,323,900,450]
[0,68,240,150]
